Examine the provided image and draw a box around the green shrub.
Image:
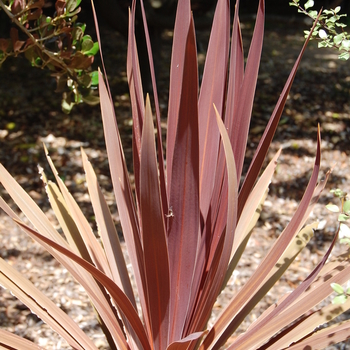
[0,0,99,113]
[290,0,350,60]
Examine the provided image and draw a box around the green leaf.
[334,6,341,14]
[332,295,347,304]
[77,73,92,88]
[84,42,99,56]
[331,283,344,295]
[326,203,339,212]
[318,41,329,48]
[323,9,334,15]
[308,10,318,18]
[327,15,338,23]
[72,26,84,43]
[80,23,86,33]
[339,52,350,60]
[66,0,81,13]
[341,39,350,49]
[61,99,74,114]
[82,94,100,105]
[343,200,350,214]
[339,223,350,238]
[90,71,99,85]
[82,34,92,42]
[304,0,314,10]
[81,38,94,53]
[340,237,350,245]
[65,7,81,18]
[319,29,328,39]
[331,188,345,197]
[334,34,344,45]
[338,213,349,222]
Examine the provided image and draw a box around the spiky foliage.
[1,0,350,349]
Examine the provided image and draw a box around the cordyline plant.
[1,0,350,349]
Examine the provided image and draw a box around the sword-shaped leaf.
[140,95,170,349]
[167,14,200,343]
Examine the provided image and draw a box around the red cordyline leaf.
[265,248,350,349]
[232,214,338,350]
[0,329,45,350]
[44,146,112,278]
[186,107,238,335]
[206,0,243,233]
[140,95,170,349]
[198,0,230,220]
[92,1,153,342]
[81,149,143,349]
[14,221,151,350]
[238,9,323,217]
[138,0,168,215]
[184,0,232,333]
[98,69,152,342]
[229,0,265,182]
[0,177,128,348]
[166,0,191,195]
[127,3,145,205]
[200,128,324,349]
[184,0,262,335]
[167,14,200,344]
[288,320,350,350]
[185,1,243,329]
[81,149,136,306]
[167,331,208,350]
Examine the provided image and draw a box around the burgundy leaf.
[98,70,151,340]
[140,96,170,350]
[230,0,265,182]
[139,0,168,215]
[202,127,323,349]
[198,0,230,220]
[187,107,238,335]
[167,15,200,343]
[238,9,323,218]
[166,0,191,196]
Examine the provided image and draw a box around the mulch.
[1,13,350,349]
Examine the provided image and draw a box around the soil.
[1,11,350,350]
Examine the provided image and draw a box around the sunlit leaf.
[333,295,347,304]
[331,282,345,295]
[319,29,327,39]
[326,203,339,212]
[343,200,350,214]
[338,213,350,222]
[339,223,350,238]
[304,0,314,10]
